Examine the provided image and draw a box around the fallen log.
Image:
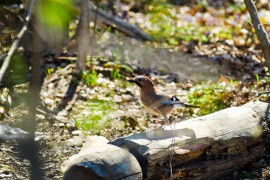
[62,136,143,180]
[63,101,270,180]
[89,3,153,42]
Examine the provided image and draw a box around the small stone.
[57,110,68,117]
[35,131,47,141]
[67,136,83,147]
[59,123,65,127]
[72,130,82,136]
[126,87,132,92]
[225,39,234,45]
[44,98,54,105]
[36,114,45,120]
[66,122,75,129]
[113,95,123,103]
[0,174,12,178]
[55,115,67,122]
[222,54,231,60]
[0,124,29,140]
[122,94,132,101]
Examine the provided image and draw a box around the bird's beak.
[128,79,142,87]
[128,79,136,83]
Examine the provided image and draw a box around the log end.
[63,137,143,180]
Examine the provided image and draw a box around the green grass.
[111,67,121,79]
[82,70,98,86]
[142,3,255,45]
[264,67,270,83]
[74,98,117,131]
[188,84,232,116]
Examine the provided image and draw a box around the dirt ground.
[0,69,270,179]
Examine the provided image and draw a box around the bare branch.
[89,2,153,41]
[0,0,35,83]
[244,0,270,68]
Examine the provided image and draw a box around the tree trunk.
[76,0,90,73]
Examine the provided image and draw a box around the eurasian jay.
[128,76,199,128]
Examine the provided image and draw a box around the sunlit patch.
[73,99,118,131]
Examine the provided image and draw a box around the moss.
[74,99,117,131]
[188,84,231,115]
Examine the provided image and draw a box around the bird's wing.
[154,89,182,105]
[160,96,184,105]
[160,96,200,108]
[154,89,172,102]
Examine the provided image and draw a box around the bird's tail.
[170,101,200,108]
[183,104,200,108]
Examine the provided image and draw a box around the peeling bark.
[113,101,269,179]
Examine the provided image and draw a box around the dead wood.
[113,101,270,179]
[89,3,153,41]
[63,101,270,179]
[244,0,270,68]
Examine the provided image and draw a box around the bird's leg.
[154,116,161,129]
[158,115,168,129]
[154,107,164,129]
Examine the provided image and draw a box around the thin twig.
[244,0,270,68]
[0,0,35,83]
[93,0,100,36]
[259,91,270,95]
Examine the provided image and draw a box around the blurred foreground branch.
[21,26,43,179]
[18,0,44,178]
[0,0,35,83]
[244,0,270,68]
[89,3,153,41]
[76,0,90,72]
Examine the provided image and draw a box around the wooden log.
[112,101,270,179]
[89,3,153,42]
[63,136,143,180]
[62,101,270,179]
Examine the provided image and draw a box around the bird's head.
[128,76,154,88]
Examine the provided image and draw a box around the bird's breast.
[140,92,174,116]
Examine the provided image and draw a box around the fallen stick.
[89,3,153,41]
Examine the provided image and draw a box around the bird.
[128,76,199,128]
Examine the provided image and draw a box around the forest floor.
[1,1,270,179]
[1,46,270,179]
